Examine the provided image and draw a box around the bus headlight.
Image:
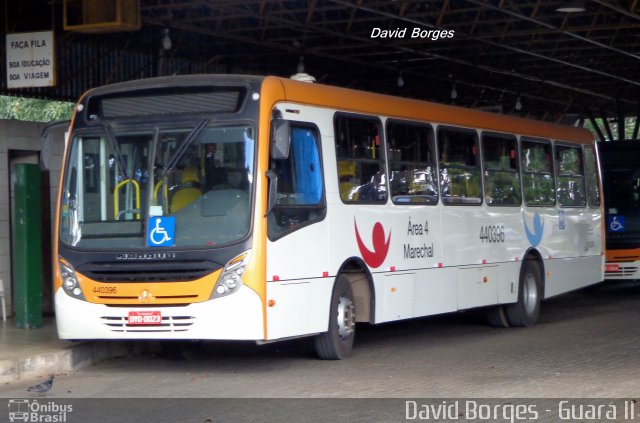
[59,259,86,300]
[211,251,250,299]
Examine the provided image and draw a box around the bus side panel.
[441,203,524,311]
[441,205,524,267]
[498,261,520,304]
[265,280,333,339]
[544,255,604,298]
[458,265,499,309]
[265,220,331,340]
[412,267,458,318]
[379,272,416,321]
[544,209,590,258]
[539,206,604,297]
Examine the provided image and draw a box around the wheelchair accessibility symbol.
[608,215,625,233]
[148,216,176,247]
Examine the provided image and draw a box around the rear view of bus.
[600,141,640,281]
[55,76,266,341]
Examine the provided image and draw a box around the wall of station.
[0,119,66,315]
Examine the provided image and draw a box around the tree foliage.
[0,95,74,122]
[584,117,639,141]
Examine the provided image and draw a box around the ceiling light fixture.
[397,72,404,88]
[515,96,522,111]
[556,1,586,13]
[450,84,458,100]
[162,28,172,50]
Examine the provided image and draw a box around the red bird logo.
[354,219,391,268]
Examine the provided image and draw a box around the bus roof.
[79,74,593,145]
[266,76,594,145]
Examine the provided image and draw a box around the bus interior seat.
[226,168,248,190]
[171,166,202,213]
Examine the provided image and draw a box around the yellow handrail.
[113,179,141,219]
[153,179,169,201]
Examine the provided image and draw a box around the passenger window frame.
[386,119,438,206]
[555,141,587,208]
[267,121,327,241]
[520,137,556,207]
[583,145,601,208]
[437,125,483,206]
[481,131,522,207]
[334,112,387,205]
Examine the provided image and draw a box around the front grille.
[77,260,221,282]
[101,315,195,333]
[605,266,639,278]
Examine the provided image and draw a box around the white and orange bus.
[54,75,604,359]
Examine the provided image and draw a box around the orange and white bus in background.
[599,141,640,280]
[55,75,604,359]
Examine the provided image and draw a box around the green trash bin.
[12,163,43,328]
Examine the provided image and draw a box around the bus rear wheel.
[486,305,510,328]
[505,260,542,327]
[315,275,356,360]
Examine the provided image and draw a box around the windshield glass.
[60,123,255,249]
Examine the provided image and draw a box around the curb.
[0,342,141,384]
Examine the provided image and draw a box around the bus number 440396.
[479,225,505,243]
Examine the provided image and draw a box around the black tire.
[505,260,542,327]
[486,305,510,328]
[314,275,356,360]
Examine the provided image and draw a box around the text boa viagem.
[370,27,454,40]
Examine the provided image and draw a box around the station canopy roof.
[2,0,639,123]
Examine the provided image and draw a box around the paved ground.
[1,282,639,421]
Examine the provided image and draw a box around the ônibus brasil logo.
[354,219,391,268]
[7,399,73,422]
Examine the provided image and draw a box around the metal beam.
[592,0,640,21]
[632,105,640,141]
[601,111,615,141]
[328,0,639,101]
[617,102,625,142]
[587,109,607,142]
[466,0,640,61]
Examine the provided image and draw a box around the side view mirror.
[270,118,290,160]
[265,170,278,215]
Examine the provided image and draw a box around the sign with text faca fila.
[6,31,56,89]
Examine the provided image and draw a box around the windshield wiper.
[104,123,130,179]
[163,119,209,175]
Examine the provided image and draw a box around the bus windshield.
[60,123,255,250]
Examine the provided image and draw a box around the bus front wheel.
[505,260,542,327]
[315,275,356,360]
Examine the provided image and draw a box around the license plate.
[605,264,620,272]
[128,311,162,325]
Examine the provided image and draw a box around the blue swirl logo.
[524,213,544,247]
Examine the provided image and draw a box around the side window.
[521,138,555,206]
[556,143,586,207]
[437,127,481,205]
[583,146,601,207]
[268,125,325,239]
[387,120,438,205]
[482,133,521,206]
[335,115,386,203]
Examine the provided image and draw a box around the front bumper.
[55,285,264,340]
